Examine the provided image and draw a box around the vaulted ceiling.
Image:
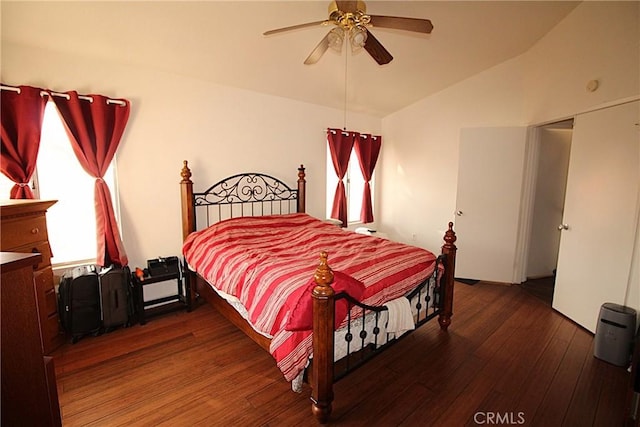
[1,1,580,117]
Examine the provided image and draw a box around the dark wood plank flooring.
[52,281,630,426]
[520,276,555,306]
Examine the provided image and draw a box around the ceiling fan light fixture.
[265,0,432,66]
[327,27,345,52]
[349,27,367,50]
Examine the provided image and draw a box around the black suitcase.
[58,265,102,343]
[99,265,133,330]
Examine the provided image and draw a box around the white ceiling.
[1,1,580,117]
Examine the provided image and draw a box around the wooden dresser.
[1,252,62,426]
[0,199,64,354]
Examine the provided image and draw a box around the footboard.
[332,254,444,380]
[310,223,457,423]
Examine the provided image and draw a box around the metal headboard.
[193,172,300,228]
[180,161,306,238]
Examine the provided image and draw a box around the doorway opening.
[522,119,573,304]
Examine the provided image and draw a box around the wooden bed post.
[180,161,196,307]
[438,222,457,331]
[297,165,306,214]
[311,251,335,424]
[180,160,195,240]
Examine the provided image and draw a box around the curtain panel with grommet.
[51,91,130,267]
[327,128,356,227]
[354,133,381,224]
[0,85,48,199]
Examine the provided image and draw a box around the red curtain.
[354,133,382,223]
[0,85,48,199]
[327,128,356,227]
[51,91,130,267]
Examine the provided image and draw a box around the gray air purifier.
[594,303,637,367]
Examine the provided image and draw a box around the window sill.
[52,259,96,275]
[354,227,389,240]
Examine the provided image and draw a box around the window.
[325,146,373,224]
[0,102,119,267]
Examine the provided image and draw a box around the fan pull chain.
[343,48,348,131]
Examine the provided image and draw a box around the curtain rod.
[1,85,127,106]
[48,91,127,106]
[326,128,380,139]
[0,85,20,93]
[327,128,353,136]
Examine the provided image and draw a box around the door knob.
[558,224,569,230]
[456,210,463,216]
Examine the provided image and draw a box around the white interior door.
[553,101,639,333]
[455,127,528,283]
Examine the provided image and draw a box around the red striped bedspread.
[182,213,438,382]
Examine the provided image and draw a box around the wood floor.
[52,281,631,426]
[520,276,555,306]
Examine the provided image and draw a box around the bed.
[179,161,457,423]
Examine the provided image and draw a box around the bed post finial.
[180,160,192,184]
[311,250,335,424]
[297,164,306,214]
[443,221,457,249]
[438,221,457,331]
[313,250,333,287]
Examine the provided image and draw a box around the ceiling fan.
[263,0,433,65]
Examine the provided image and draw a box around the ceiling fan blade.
[363,30,393,65]
[336,1,358,13]
[304,31,332,65]
[368,15,434,34]
[263,20,327,36]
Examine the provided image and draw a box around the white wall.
[1,42,381,280]
[380,1,639,317]
[380,55,527,250]
[523,1,640,123]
